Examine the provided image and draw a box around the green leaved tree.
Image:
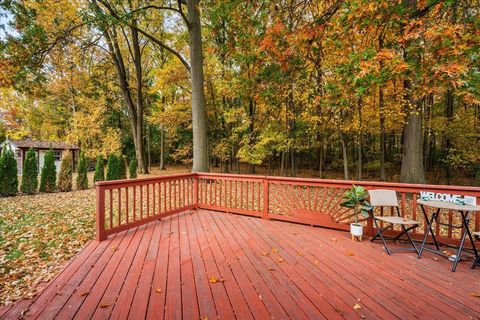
[0,145,18,196]
[129,159,137,179]
[76,151,88,190]
[94,156,105,183]
[21,149,38,194]
[106,154,121,181]
[58,151,73,192]
[40,148,56,193]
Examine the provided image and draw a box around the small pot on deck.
[350,223,363,241]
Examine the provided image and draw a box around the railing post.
[96,184,106,242]
[194,174,199,209]
[263,178,269,219]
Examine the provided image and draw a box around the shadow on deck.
[2,209,480,319]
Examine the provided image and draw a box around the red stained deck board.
[291,221,480,318]
[184,212,217,319]
[56,228,137,320]
[178,212,200,320]
[82,225,147,320]
[196,213,270,319]
[194,213,254,320]
[164,214,182,320]
[127,222,164,320]
[190,213,235,319]
[215,213,325,320]
[109,221,156,320]
[211,213,305,320]
[145,217,172,320]
[3,209,480,320]
[35,234,121,319]
[263,218,480,319]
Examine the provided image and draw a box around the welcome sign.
[420,191,477,206]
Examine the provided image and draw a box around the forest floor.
[0,164,476,306]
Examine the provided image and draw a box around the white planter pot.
[350,223,363,237]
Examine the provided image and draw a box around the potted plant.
[340,185,373,241]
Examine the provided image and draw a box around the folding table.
[417,200,480,272]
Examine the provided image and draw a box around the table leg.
[452,215,469,272]
[418,206,440,258]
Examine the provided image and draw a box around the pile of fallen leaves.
[0,189,96,306]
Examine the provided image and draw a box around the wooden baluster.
[448,209,453,238]
[245,181,249,210]
[133,186,136,221]
[263,180,269,219]
[118,188,122,226]
[412,194,417,235]
[235,180,238,209]
[163,182,166,214]
[157,182,162,215]
[152,183,155,216]
[140,185,143,219]
[126,187,129,224]
[146,184,150,217]
[96,185,106,241]
[251,181,254,211]
[240,181,243,209]
[169,181,172,212]
[109,189,113,229]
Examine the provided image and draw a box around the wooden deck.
[2,209,480,320]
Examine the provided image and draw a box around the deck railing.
[96,173,480,243]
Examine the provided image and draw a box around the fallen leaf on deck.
[271,247,280,253]
[345,251,354,256]
[314,260,320,266]
[330,237,337,243]
[261,251,269,257]
[79,291,90,297]
[469,292,480,298]
[209,276,225,284]
[353,303,362,310]
[268,268,276,271]
[111,246,118,252]
[433,257,439,261]
[99,302,112,308]
[276,258,285,263]
[156,288,162,293]
[297,252,304,256]
[200,316,208,320]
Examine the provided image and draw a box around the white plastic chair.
[369,190,419,255]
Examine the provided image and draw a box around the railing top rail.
[264,175,480,192]
[197,172,480,193]
[95,172,196,187]
[95,171,480,193]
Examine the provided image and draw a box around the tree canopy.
[1,0,479,185]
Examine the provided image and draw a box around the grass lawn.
[0,166,192,307]
[0,189,96,306]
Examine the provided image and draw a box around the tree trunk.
[160,126,166,170]
[400,0,426,184]
[339,130,349,180]
[131,22,148,174]
[400,80,425,183]
[379,36,386,181]
[357,100,363,181]
[187,0,208,172]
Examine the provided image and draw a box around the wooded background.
[0,0,479,185]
